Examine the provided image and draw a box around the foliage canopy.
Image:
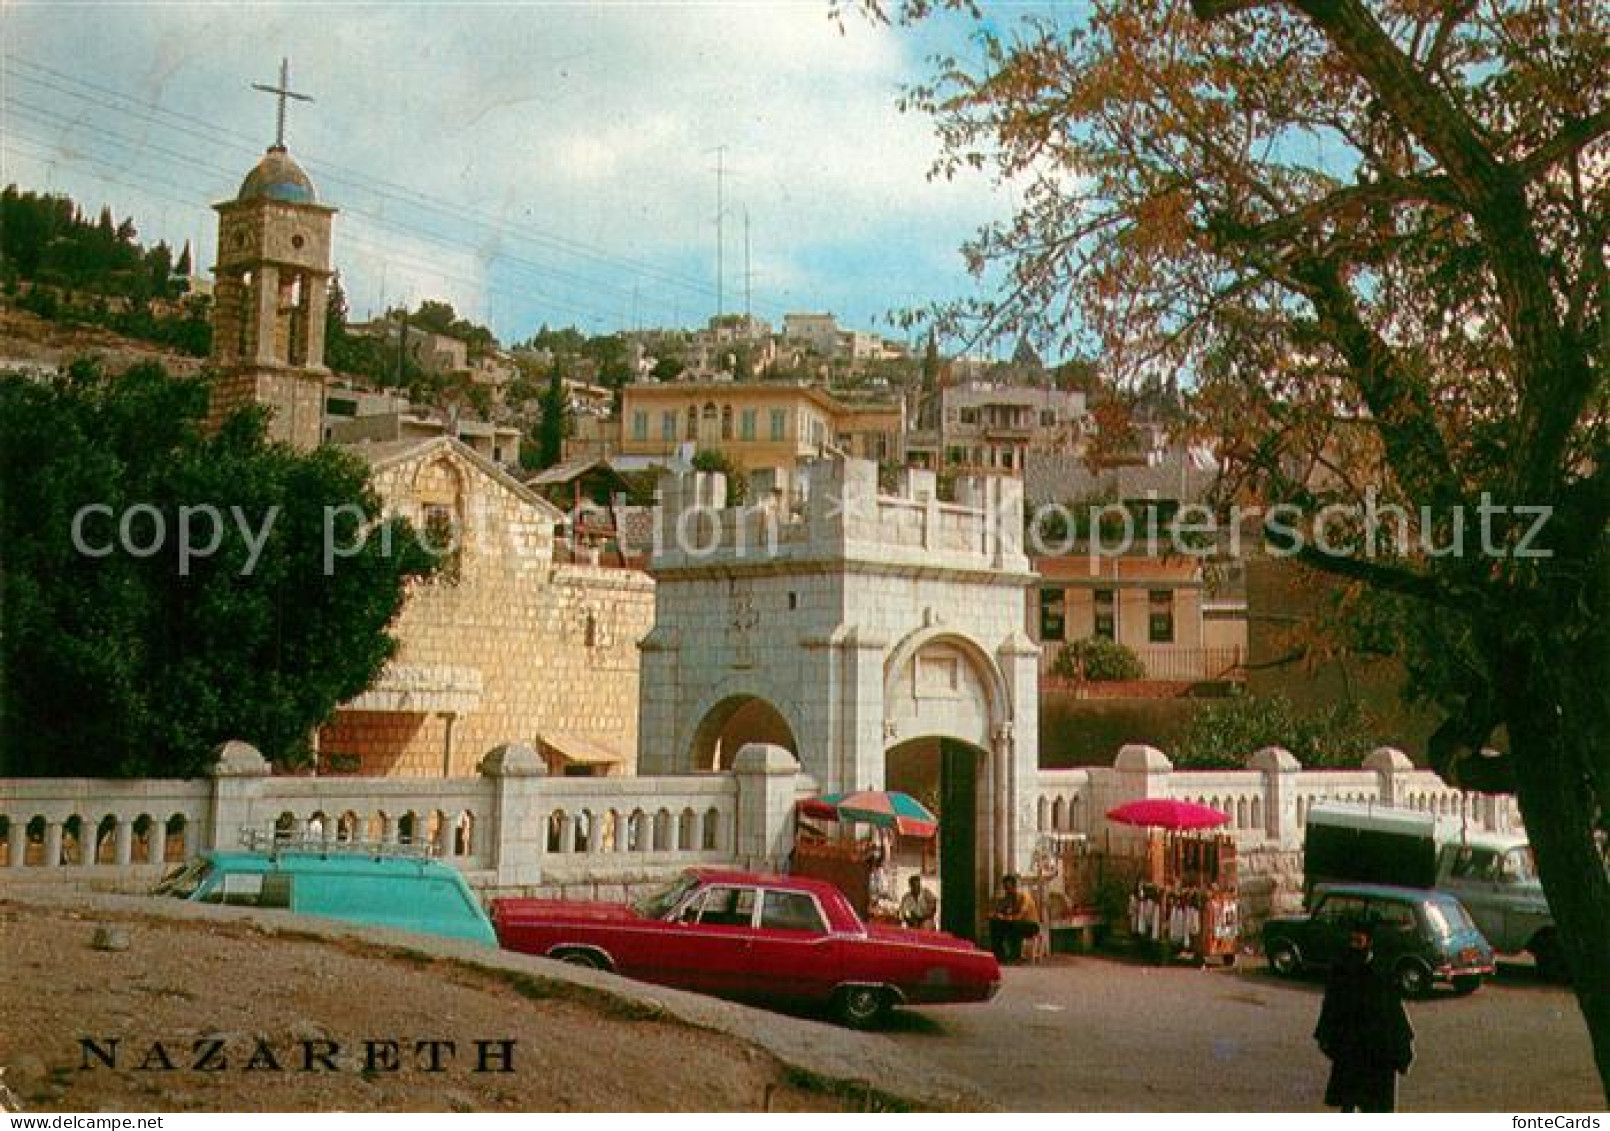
[0,361,438,776]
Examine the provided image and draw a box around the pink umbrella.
[1106,799,1230,831]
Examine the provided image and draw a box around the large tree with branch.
[857,0,1608,1094]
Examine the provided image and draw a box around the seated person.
[899,874,938,930]
[987,874,1039,962]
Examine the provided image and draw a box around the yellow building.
[1030,554,1247,684]
[617,382,904,484]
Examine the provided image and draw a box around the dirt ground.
[0,902,911,1113]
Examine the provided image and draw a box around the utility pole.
[743,206,752,323]
[709,145,728,321]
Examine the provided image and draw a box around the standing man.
[1314,920,1415,1112]
[987,873,1040,963]
[899,874,938,929]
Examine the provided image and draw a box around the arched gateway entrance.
[885,736,989,937]
[882,627,1015,937]
[637,458,1041,933]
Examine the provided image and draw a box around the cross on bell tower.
[252,58,313,151]
[207,59,336,451]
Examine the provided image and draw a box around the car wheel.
[1395,960,1431,999]
[1452,974,1482,995]
[552,948,605,971]
[1530,932,1569,983]
[835,986,891,1029]
[1267,941,1301,977]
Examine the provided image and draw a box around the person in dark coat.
[1314,920,1416,1112]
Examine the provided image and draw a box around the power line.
[1,120,638,333]
[1,102,684,330]
[5,55,793,324]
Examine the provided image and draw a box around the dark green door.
[939,738,978,939]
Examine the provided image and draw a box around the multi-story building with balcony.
[907,382,1092,475]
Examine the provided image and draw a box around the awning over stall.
[538,731,625,771]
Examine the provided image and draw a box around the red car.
[492,867,1001,1027]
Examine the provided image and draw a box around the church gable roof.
[347,435,566,521]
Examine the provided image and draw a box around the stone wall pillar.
[7,820,25,870]
[1365,746,1413,806]
[1102,744,1173,854]
[998,631,1041,874]
[635,627,681,775]
[732,743,800,871]
[43,822,63,869]
[253,265,280,366]
[304,273,331,370]
[207,740,273,851]
[842,628,887,794]
[479,743,547,889]
[1250,745,1302,846]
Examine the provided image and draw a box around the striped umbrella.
[819,790,939,838]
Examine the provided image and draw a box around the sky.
[1,2,1047,351]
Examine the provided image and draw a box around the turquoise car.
[154,844,497,946]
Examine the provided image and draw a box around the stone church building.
[207,132,652,777]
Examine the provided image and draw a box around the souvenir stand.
[788,791,938,922]
[1107,800,1241,966]
[1029,832,1109,952]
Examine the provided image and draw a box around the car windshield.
[631,873,701,920]
[1422,899,1476,937]
[1501,847,1538,882]
[151,858,213,899]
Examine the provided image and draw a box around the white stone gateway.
[637,457,1040,924]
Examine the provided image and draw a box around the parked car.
[491,867,1001,1027]
[1262,882,1495,997]
[153,839,497,946]
[1304,804,1562,978]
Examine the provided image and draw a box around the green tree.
[0,360,438,776]
[535,367,569,470]
[650,354,686,383]
[921,330,941,391]
[1050,637,1145,682]
[691,448,749,505]
[866,0,1609,1090]
[1179,693,1379,770]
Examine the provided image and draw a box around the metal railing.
[239,827,439,860]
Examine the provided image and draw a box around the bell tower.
[208,59,334,451]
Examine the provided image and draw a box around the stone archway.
[687,693,800,772]
[882,629,1019,939]
[882,627,1010,751]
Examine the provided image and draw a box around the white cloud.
[3,2,1010,337]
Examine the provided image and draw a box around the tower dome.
[237,146,317,204]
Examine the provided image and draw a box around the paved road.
[885,955,1605,1111]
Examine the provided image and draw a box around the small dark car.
[1263,882,1495,997]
